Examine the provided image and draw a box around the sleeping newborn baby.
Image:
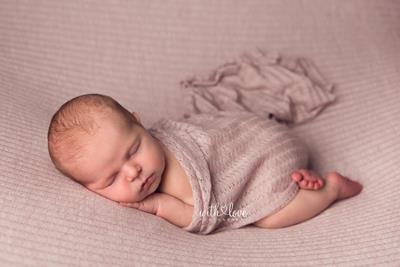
[47,93,363,234]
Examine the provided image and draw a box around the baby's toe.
[311,179,324,190]
[297,169,314,181]
[301,180,310,188]
[312,182,320,190]
[291,172,303,182]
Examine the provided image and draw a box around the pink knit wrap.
[149,111,309,234]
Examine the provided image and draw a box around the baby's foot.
[291,169,325,190]
[326,172,363,201]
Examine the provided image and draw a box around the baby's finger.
[119,202,139,208]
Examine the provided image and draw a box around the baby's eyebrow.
[101,136,139,188]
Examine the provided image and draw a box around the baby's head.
[47,93,165,203]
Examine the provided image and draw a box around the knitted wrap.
[149,111,308,234]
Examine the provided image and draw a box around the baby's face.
[69,113,165,203]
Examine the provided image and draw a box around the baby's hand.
[119,193,162,215]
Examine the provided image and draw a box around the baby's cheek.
[156,150,166,168]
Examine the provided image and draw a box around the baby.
[47,93,363,232]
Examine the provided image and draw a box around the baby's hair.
[47,93,136,183]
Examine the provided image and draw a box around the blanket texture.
[2,0,400,265]
[149,111,309,234]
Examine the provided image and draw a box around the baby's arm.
[156,193,194,228]
[119,193,193,228]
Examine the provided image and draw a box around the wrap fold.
[180,48,336,125]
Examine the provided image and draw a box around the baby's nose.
[125,165,141,182]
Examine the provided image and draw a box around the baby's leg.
[253,172,363,229]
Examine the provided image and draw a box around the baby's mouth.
[140,174,153,191]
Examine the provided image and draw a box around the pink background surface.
[0,0,399,265]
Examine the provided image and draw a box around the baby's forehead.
[85,110,124,130]
[92,115,137,139]
[62,114,119,146]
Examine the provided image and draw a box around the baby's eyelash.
[108,174,117,187]
[131,142,140,156]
